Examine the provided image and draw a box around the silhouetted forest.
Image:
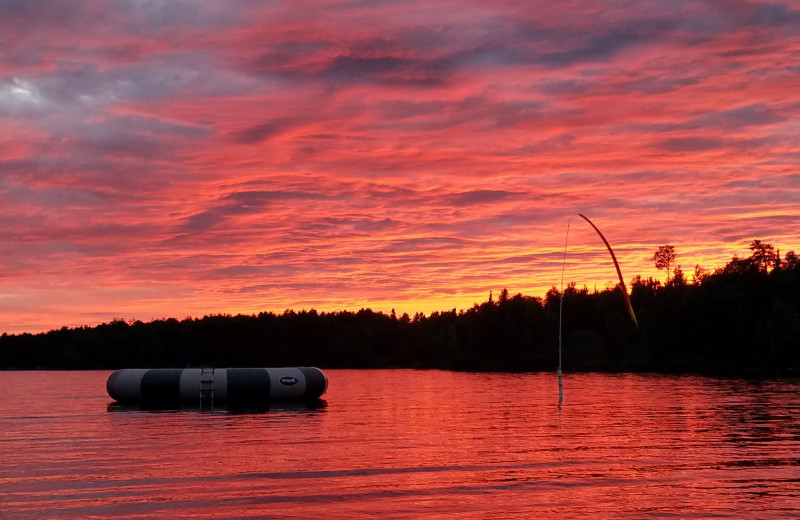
[2,244,799,377]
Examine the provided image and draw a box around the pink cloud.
[0,0,798,334]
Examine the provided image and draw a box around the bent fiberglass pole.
[577,214,639,328]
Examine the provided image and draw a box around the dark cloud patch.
[252,23,531,78]
[678,2,800,39]
[629,104,787,134]
[445,190,521,207]
[448,44,528,69]
[178,189,334,233]
[495,133,578,157]
[180,211,220,233]
[232,119,293,143]
[239,9,674,88]
[539,79,592,96]
[327,256,365,266]
[322,54,449,87]
[177,207,246,234]
[717,177,800,206]
[708,225,770,244]
[366,184,420,200]
[2,182,113,211]
[657,137,724,152]
[781,172,800,186]
[254,40,335,69]
[530,8,798,71]
[4,217,158,260]
[380,237,466,253]
[206,264,297,280]
[0,0,98,28]
[1,152,183,197]
[101,43,147,62]
[535,14,680,69]
[370,94,546,133]
[489,99,545,129]
[0,0,238,35]
[539,32,638,68]
[347,36,410,57]
[498,254,538,265]
[717,46,776,58]
[91,114,209,139]
[117,0,245,33]
[754,3,800,26]
[622,75,702,95]
[223,189,329,206]
[319,217,396,232]
[232,280,350,295]
[40,61,108,106]
[376,99,448,121]
[64,114,208,159]
[540,74,701,97]
[724,178,775,189]
[692,104,786,130]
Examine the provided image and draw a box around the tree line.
[1,242,798,377]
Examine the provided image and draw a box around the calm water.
[1,370,799,519]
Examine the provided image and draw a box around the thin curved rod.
[578,214,638,328]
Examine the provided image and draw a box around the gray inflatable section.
[107,367,327,406]
[106,368,148,401]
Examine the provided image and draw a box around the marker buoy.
[106,367,327,407]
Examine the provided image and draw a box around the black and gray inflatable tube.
[107,367,327,407]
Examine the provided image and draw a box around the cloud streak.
[1,0,798,333]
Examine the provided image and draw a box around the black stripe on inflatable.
[140,369,183,406]
[106,370,123,402]
[298,367,327,399]
[226,368,270,407]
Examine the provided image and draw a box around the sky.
[1,0,799,334]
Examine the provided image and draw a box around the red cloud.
[0,0,798,333]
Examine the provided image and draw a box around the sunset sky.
[1,0,799,334]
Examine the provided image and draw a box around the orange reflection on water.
[1,370,799,518]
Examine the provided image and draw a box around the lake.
[1,370,799,519]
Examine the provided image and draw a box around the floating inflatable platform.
[107,367,327,407]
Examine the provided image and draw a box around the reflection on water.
[1,370,799,519]
[106,399,329,414]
